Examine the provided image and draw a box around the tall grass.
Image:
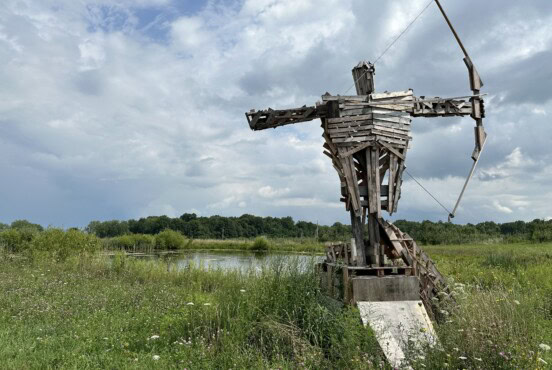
[1,236,552,368]
[0,252,384,369]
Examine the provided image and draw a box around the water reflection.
[129,250,323,272]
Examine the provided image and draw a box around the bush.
[105,234,155,252]
[10,219,44,233]
[30,228,102,261]
[251,236,270,251]
[0,229,32,253]
[155,229,187,250]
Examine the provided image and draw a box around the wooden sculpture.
[245,0,486,307]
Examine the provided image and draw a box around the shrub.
[10,219,44,233]
[0,229,31,253]
[251,236,270,251]
[155,229,187,250]
[105,234,155,251]
[30,228,102,261]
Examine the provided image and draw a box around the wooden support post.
[350,209,365,265]
[365,147,382,266]
[343,266,350,303]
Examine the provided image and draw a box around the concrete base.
[352,275,420,303]
[358,300,438,369]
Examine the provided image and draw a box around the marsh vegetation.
[1,227,552,368]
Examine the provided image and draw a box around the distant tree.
[179,213,197,222]
[10,219,43,232]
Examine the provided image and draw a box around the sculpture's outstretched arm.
[410,95,483,118]
[245,104,327,131]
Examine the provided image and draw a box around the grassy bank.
[1,231,552,368]
[103,233,325,253]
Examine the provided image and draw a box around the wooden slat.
[371,90,413,100]
[373,147,381,219]
[392,142,408,214]
[379,140,405,160]
[388,152,395,212]
[327,114,373,124]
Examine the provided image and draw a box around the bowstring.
[343,0,434,95]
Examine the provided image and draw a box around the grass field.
[1,241,552,369]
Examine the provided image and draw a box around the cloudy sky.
[1,0,551,228]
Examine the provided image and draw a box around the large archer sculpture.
[245,0,486,304]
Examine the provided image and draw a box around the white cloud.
[1,0,552,227]
[258,185,290,199]
[493,200,513,214]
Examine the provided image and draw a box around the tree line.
[84,214,552,244]
[2,215,552,244]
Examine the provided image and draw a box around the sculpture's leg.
[365,146,382,266]
[350,210,365,265]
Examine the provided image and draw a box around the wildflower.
[499,352,509,360]
[149,335,160,340]
[187,302,194,306]
[458,329,464,332]
[538,358,548,365]
[153,355,160,361]
[514,300,520,305]
[240,289,246,293]
[458,356,467,360]
[203,303,211,306]
[474,357,482,362]
[453,347,459,352]
[539,343,551,351]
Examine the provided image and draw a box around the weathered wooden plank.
[338,142,372,158]
[327,114,373,124]
[388,153,396,212]
[372,125,411,136]
[372,147,381,219]
[375,136,409,147]
[392,142,409,214]
[379,140,405,160]
[372,115,412,125]
[371,108,410,117]
[339,108,373,117]
[322,95,368,102]
[371,90,413,100]
[328,125,370,134]
[338,148,361,216]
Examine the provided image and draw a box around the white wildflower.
[453,347,459,352]
[240,289,246,293]
[514,300,520,305]
[474,357,482,362]
[152,355,160,361]
[149,335,160,340]
[539,343,551,351]
[458,356,467,360]
[203,303,211,306]
[187,302,194,306]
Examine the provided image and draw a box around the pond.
[126,250,324,272]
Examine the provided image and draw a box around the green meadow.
[1,229,552,369]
